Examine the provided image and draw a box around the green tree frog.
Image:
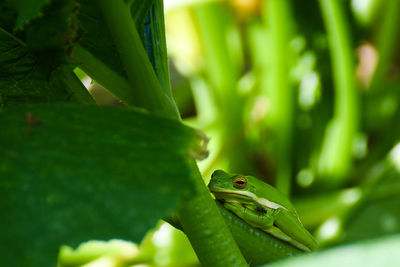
[208,170,318,252]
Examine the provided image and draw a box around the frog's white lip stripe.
[211,189,287,210]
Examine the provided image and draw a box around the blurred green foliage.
[165,0,400,264]
[2,0,400,266]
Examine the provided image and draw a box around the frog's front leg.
[223,202,274,229]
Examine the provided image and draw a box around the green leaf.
[0,28,74,104]
[5,0,80,53]
[0,1,92,105]
[9,0,51,30]
[0,3,18,33]
[23,0,80,53]
[264,234,400,267]
[0,104,204,267]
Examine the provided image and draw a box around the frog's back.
[248,176,298,214]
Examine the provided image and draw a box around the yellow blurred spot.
[232,0,261,20]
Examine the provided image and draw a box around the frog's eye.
[233,177,247,189]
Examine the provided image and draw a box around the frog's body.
[208,170,318,252]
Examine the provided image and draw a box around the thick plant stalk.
[95,0,248,265]
[317,0,358,184]
[179,163,248,267]
[73,46,135,105]
[263,0,295,196]
[96,0,179,119]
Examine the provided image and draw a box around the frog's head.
[208,169,259,205]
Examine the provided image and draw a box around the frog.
[208,170,318,252]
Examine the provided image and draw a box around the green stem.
[262,0,294,195]
[179,163,248,267]
[317,0,358,184]
[51,66,95,104]
[147,0,175,100]
[95,1,247,265]
[168,199,302,265]
[73,46,135,105]
[96,0,179,120]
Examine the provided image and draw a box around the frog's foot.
[273,208,319,251]
[263,226,311,252]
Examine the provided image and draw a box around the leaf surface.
[264,234,400,267]
[0,104,203,267]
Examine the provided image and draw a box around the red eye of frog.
[233,177,247,189]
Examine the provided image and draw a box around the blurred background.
[66,0,400,266]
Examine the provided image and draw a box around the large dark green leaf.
[0,104,204,267]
